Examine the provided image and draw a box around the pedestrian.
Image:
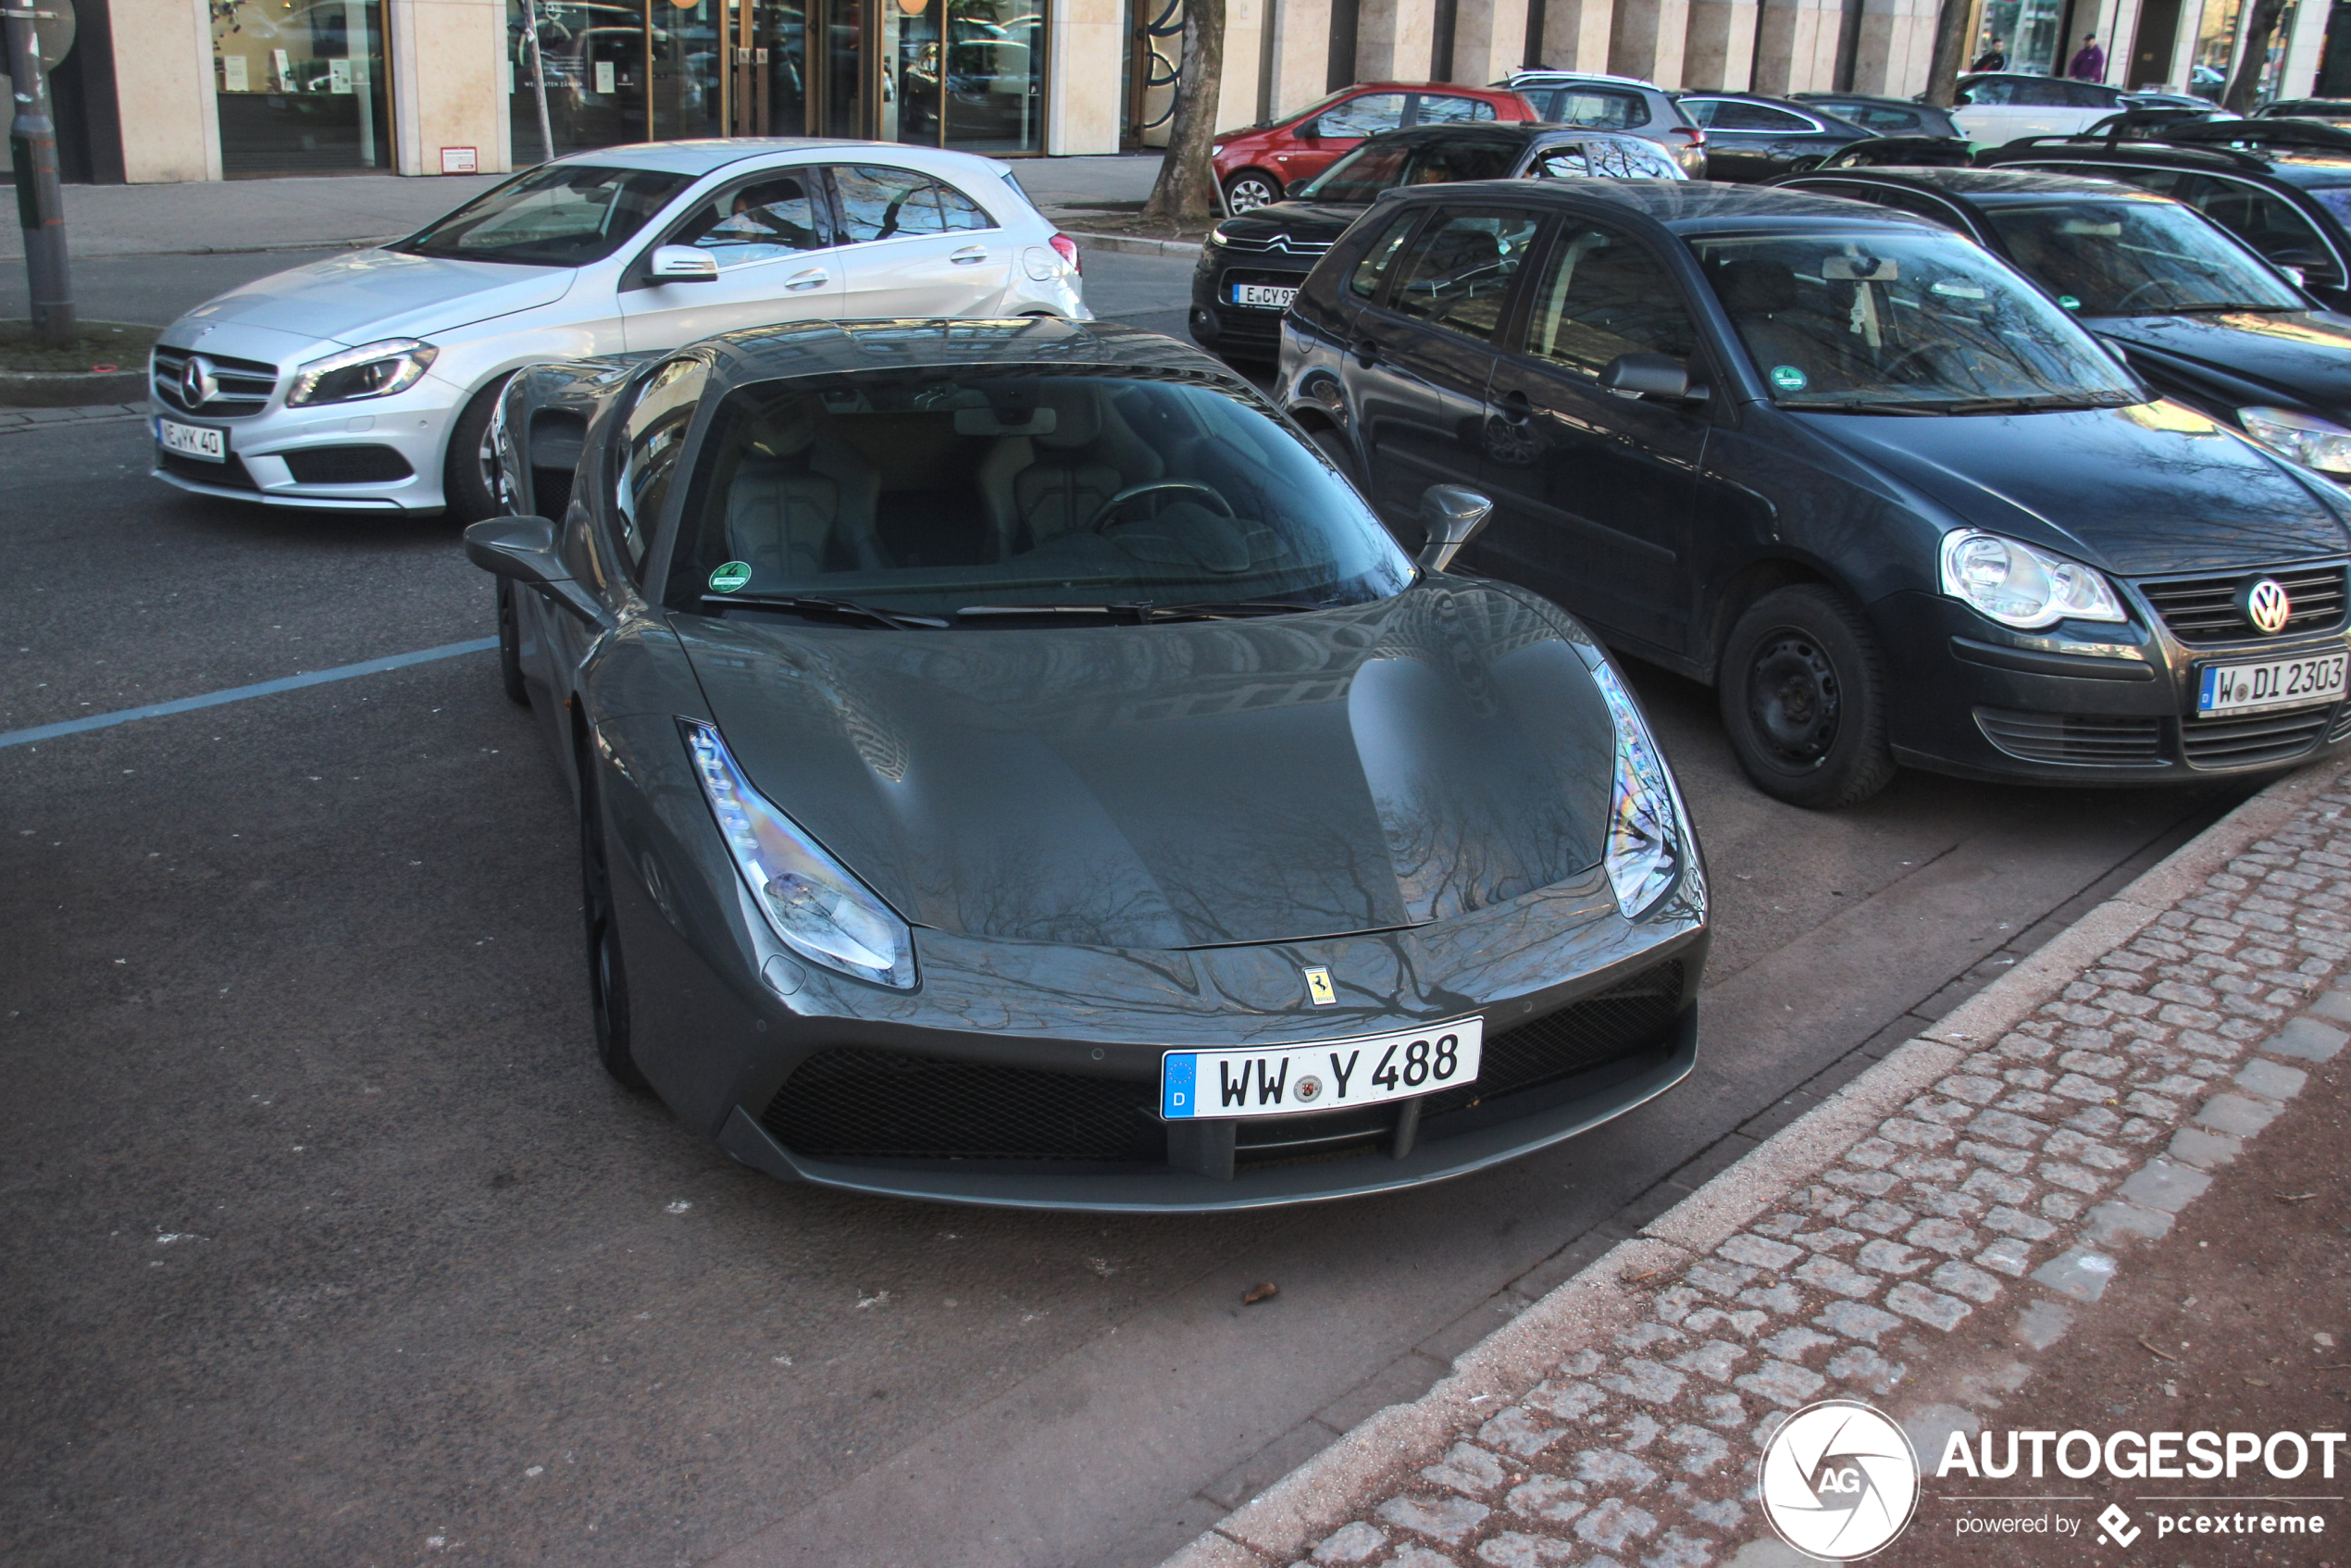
[2068,31,2106,81]
[1972,37,2008,71]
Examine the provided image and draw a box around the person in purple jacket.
[2068,31,2107,81]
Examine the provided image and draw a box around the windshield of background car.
[665,372,1414,617]
[399,165,692,266]
[1980,196,2304,313]
[1296,137,1520,200]
[1690,229,2144,409]
[2270,163,2351,224]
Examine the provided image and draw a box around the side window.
[1521,219,1698,374]
[1710,102,1814,131]
[673,171,829,267]
[1348,210,1423,300]
[616,358,706,573]
[2062,81,2117,108]
[1680,98,1722,127]
[1402,139,1520,183]
[1534,141,1677,179]
[2187,176,2337,275]
[833,166,996,242]
[1319,93,1410,138]
[1414,93,1498,124]
[1960,79,2015,105]
[1551,89,1647,129]
[1386,209,1545,342]
[2016,80,2071,106]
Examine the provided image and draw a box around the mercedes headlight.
[1590,659,1697,920]
[2239,405,2351,474]
[681,719,916,989]
[285,338,438,405]
[1939,529,2125,629]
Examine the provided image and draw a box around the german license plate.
[157,417,226,463]
[2196,652,2347,716]
[1231,283,1298,309]
[1161,1018,1482,1119]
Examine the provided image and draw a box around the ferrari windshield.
[397,165,692,267]
[1691,229,2144,410]
[666,371,1413,619]
[1979,196,2305,314]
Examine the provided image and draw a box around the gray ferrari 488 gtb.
[467,317,1708,1211]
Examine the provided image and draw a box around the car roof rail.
[2161,115,2351,155]
[1978,129,2270,169]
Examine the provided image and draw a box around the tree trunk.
[1922,0,1973,107]
[2222,0,2292,112]
[1142,0,1227,227]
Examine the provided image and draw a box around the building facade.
[3,0,2338,185]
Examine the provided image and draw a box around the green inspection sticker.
[2058,293,2082,310]
[1769,365,1809,392]
[709,561,753,593]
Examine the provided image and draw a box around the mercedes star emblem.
[180,355,219,410]
[2242,577,2293,636]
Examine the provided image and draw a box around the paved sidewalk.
[1166,757,2351,1568]
[1,155,1164,261]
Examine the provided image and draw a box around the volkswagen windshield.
[1692,229,2146,412]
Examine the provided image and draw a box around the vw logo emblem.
[2242,577,2293,636]
[180,354,219,409]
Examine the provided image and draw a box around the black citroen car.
[1190,121,1685,362]
[1776,168,2351,487]
[1277,181,2351,807]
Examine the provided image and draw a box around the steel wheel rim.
[1747,629,1842,770]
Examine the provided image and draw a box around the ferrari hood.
[677,587,1619,950]
[172,248,576,347]
[1810,401,2350,575]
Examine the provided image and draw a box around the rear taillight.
[1050,233,1081,274]
[1670,126,1706,145]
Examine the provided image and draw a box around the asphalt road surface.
[1,250,2249,1568]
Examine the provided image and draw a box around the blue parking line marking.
[0,637,498,750]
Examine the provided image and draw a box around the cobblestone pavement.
[1173,761,2351,1568]
[0,400,147,431]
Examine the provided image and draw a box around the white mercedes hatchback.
[148,141,1088,520]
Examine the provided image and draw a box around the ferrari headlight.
[2239,405,2351,474]
[1939,529,2126,629]
[285,338,438,405]
[1590,659,1695,920]
[681,719,915,989]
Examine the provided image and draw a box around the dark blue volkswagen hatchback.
[1279,181,2351,807]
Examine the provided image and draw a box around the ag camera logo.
[1760,1400,1921,1560]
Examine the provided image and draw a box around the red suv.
[1213,82,1540,211]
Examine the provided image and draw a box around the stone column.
[110,0,220,182]
[1541,0,1618,68]
[1269,0,1336,114]
[1848,0,1936,93]
[388,0,509,175]
[1611,0,1691,83]
[1750,0,1845,91]
[1048,0,1124,152]
[1358,0,1438,80]
[1683,0,1760,86]
[2279,0,2331,98]
[1217,0,1267,129]
[1451,0,1533,80]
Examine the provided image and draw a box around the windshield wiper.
[1932,393,2137,414]
[1785,398,1944,415]
[953,597,1334,624]
[2163,302,2296,314]
[697,593,948,628]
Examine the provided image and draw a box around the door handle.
[1496,389,1532,424]
[1352,337,1381,368]
[784,268,829,291]
[950,245,989,265]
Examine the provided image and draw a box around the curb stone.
[0,400,150,431]
[1161,752,2351,1568]
[1060,230,1205,259]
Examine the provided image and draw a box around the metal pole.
[522,0,555,164]
[4,1,72,345]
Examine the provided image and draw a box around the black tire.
[1224,171,1283,212]
[442,377,510,526]
[579,750,652,1091]
[1718,583,1897,809]
[495,579,529,706]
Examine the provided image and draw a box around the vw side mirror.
[464,516,612,628]
[1599,352,1702,401]
[649,244,720,283]
[1416,484,1494,573]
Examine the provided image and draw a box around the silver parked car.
[148,141,1088,520]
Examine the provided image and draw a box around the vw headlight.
[285,338,438,406]
[681,719,916,989]
[1939,529,2125,629]
[2239,405,2351,474]
[1590,659,1697,920]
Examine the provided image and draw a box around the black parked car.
[1278,182,2351,806]
[1792,93,1964,141]
[1981,119,2351,310]
[1190,121,1684,362]
[2257,100,2351,125]
[1670,93,1880,180]
[1776,168,2351,485]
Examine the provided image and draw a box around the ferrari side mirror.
[1417,484,1494,573]
[465,516,612,628]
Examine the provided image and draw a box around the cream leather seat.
[976,384,1163,557]
[724,416,887,578]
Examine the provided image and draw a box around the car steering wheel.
[2112,280,2173,312]
[1083,480,1237,533]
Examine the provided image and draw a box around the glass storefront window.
[2195,0,2247,94]
[939,0,1044,153]
[212,0,392,174]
